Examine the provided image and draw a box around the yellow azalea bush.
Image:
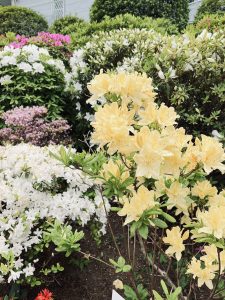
[85,71,225,299]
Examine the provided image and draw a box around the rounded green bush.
[90,0,189,30]
[49,15,85,34]
[195,0,225,21]
[64,14,178,49]
[0,6,48,36]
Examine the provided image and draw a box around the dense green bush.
[195,0,225,21]
[0,45,70,119]
[187,13,225,34]
[0,6,48,36]
[90,0,189,30]
[69,28,225,140]
[49,15,85,34]
[64,14,178,48]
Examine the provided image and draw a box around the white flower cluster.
[0,44,70,86]
[0,143,109,283]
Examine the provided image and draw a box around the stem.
[78,250,113,268]
[151,227,157,294]
[132,232,136,269]
[208,249,221,299]
[99,186,122,256]
[138,234,186,300]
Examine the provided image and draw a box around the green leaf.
[138,225,149,239]
[161,212,176,223]
[152,290,163,300]
[160,280,169,296]
[152,218,168,229]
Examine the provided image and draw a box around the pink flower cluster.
[0,106,71,146]
[10,32,71,48]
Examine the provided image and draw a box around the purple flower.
[0,106,71,146]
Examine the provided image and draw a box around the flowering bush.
[0,143,109,286]
[69,29,164,140]
[0,45,70,119]
[65,72,225,299]
[69,28,225,140]
[9,32,72,63]
[0,106,71,146]
[35,289,53,300]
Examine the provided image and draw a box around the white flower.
[23,264,35,277]
[158,70,165,80]
[32,62,45,73]
[17,62,33,73]
[0,75,12,85]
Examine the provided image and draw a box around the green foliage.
[90,0,189,30]
[123,284,149,300]
[109,256,132,273]
[187,13,225,34]
[195,0,225,21]
[49,15,85,34]
[44,220,84,257]
[64,14,178,48]
[0,32,16,47]
[153,280,182,300]
[0,6,48,36]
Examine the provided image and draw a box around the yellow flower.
[87,72,111,104]
[208,192,225,208]
[197,206,225,239]
[134,128,172,179]
[100,159,130,182]
[91,102,134,154]
[166,181,190,216]
[157,104,179,127]
[138,103,178,127]
[163,226,189,261]
[186,257,217,290]
[201,244,218,266]
[118,186,156,225]
[113,279,124,290]
[182,143,201,173]
[196,135,225,174]
[191,180,217,199]
[88,72,156,108]
[161,149,184,178]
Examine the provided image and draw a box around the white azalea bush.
[69,28,225,140]
[0,143,109,286]
[0,45,71,119]
[64,72,225,299]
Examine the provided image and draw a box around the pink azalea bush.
[10,32,71,48]
[9,32,72,63]
[0,106,71,146]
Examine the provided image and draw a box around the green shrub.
[0,6,48,36]
[90,0,189,30]
[49,15,85,34]
[195,0,225,21]
[187,13,225,34]
[0,32,16,48]
[65,14,178,48]
[0,45,70,119]
[69,28,225,140]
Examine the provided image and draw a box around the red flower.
[35,289,53,300]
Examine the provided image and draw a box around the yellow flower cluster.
[163,226,189,261]
[118,186,157,225]
[88,72,225,291]
[88,72,156,108]
[89,73,225,180]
